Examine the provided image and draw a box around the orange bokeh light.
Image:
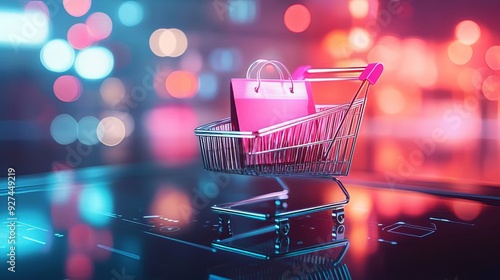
[482,75,500,101]
[448,40,473,65]
[322,30,350,59]
[284,4,311,33]
[149,185,193,226]
[485,45,500,70]
[349,0,369,19]
[165,71,198,98]
[451,199,482,221]
[455,20,481,45]
[375,86,405,115]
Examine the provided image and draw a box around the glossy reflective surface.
[1,164,499,279]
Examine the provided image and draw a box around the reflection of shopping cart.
[195,63,383,231]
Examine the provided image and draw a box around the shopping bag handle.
[255,60,294,93]
[246,59,285,80]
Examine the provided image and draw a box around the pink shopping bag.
[230,60,316,132]
[230,60,317,165]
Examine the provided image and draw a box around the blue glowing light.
[198,72,218,100]
[78,116,99,145]
[209,48,242,72]
[78,184,114,226]
[40,39,75,72]
[118,1,144,27]
[50,114,78,145]
[75,46,114,80]
[228,0,257,24]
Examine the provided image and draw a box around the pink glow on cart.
[63,0,91,17]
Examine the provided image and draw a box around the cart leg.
[332,207,345,224]
[332,224,346,240]
[275,218,290,236]
[274,236,290,254]
[217,214,232,240]
[332,177,350,205]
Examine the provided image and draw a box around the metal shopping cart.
[195,62,383,240]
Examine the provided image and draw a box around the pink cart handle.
[359,63,383,85]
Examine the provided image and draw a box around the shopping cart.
[195,62,383,237]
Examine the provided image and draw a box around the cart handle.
[294,63,384,85]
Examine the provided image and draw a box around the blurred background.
[1,0,499,182]
[2,1,500,279]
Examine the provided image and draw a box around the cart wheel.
[332,208,345,224]
[217,214,232,240]
[332,224,345,240]
[275,236,290,254]
[275,218,290,236]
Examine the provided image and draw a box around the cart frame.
[195,63,383,227]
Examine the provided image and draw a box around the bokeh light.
[284,4,311,33]
[447,40,472,65]
[78,116,100,145]
[105,111,135,137]
[100,77,126,106]
[78,184,114,226]
[67,23,93,50]
[149,28,188,57]
[322,30,350,59]
[40,39,75,72]
[65,253,93,279]
[86,12,113,41]
[149,185,193,226]
[228,0,256,24]
[75,46,114,80]
[209,48,242,72]
[63,0,91,17]
[197,72,219,100]
[118,1,144,27]
[485,45,500,70]
[349,28,372,51]
[180,50,203,73]
[97,116,126,146]
[349,0,369,19]
[53,75,82,102]
[368,36,402,71]
[457,68,482,92]
[455,20,481,45]
[451,199,482,221]
[25,1,49,16]
[376,86,405,115]
[481,75,500,101]
[145,105,198,165]
[165,71,198,98]
[51,114,78,145]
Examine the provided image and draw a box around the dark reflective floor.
[1,163,500,280]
